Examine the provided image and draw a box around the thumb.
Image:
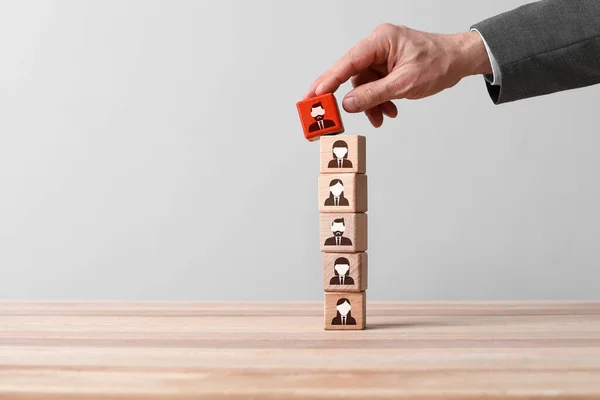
[342,71,404,113]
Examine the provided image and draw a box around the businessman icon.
[308,102,336,133]
[324,218,353,246]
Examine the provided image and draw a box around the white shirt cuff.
[470,28,501,86]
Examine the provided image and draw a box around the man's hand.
[304,24,492,127]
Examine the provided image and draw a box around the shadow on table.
[367,321,451,330]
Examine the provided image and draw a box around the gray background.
[0,0,598,301]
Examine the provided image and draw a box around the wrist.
[451,31,492,77]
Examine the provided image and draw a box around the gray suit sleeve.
[472,0,600,104]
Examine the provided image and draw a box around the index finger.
[303,37,380,99]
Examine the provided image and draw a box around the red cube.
[297,93,345,142]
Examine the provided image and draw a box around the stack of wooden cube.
[319,135,367,330]
[296,92,367,330]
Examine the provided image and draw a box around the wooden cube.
[320,213,367,253]
[318,173,367,213]
[320,135,365,174]
[297,93,344,141]
[324,291,366,330]
[323,253,368,292]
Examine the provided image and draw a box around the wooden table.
[1,301,600,399]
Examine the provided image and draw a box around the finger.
[352,69,391,127]
[351,67,379,89]
[342,70,404,113]
[365,107,384,128]
[305,36,387,98]
[379,101,398,118]
[354,70,385,126]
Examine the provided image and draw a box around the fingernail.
[343,96,360,112]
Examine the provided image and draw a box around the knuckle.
[347,47,357,62]
[373,23,400,37]
[346,47,361,68]
[346,51,361,72]
[363,86,382,106]
[374,23,393,34]
[385,73,412,99]
[385,78,404,97]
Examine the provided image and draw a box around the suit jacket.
[327,158,353,168]
[309,119,335,132]
[324,236,353,246]
[324,193,349,207]
[329,275,355,285]
[472,0,600,104]
[331,314,356,325]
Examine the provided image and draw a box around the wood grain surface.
[1,301,600,399]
